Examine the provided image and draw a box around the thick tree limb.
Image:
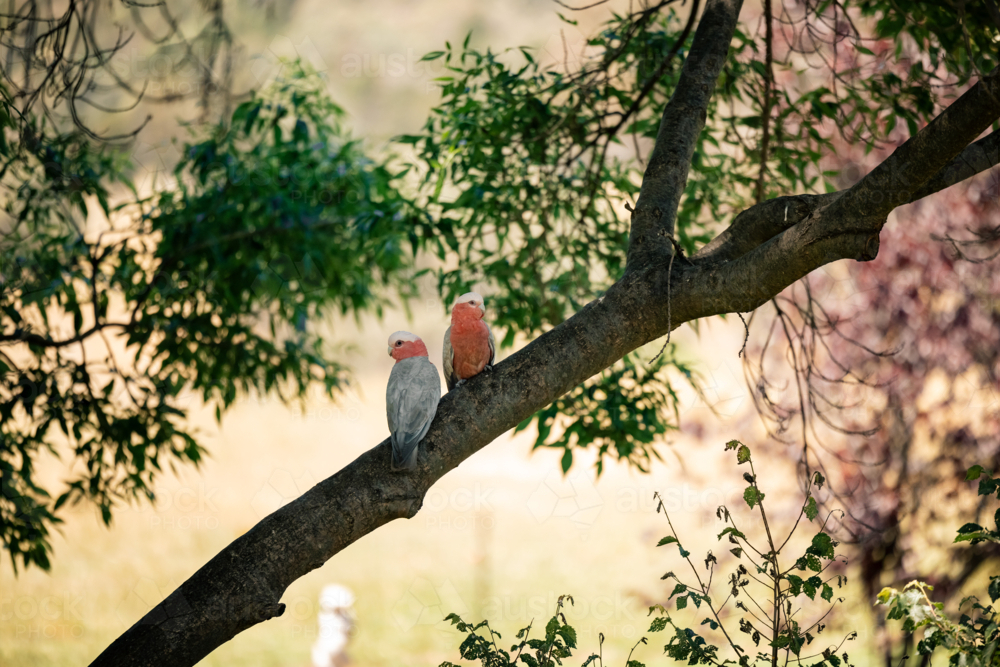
[910,127,1000,201]
[90,17,1000,667]
[626,0,743,269]
[695,124,1000,266]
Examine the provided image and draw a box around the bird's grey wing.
[487,323,496,366]
[442,325,456,390]
[389,360,441,468]
[386,377,396,434]
[408,360,441,443]
[387,363,415,468]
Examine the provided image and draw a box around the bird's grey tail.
[391,438,419,471]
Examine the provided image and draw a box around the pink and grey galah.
[386,331,441,469]
[443,291,496,391]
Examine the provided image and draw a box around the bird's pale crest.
[388,330,421,351]
[388,331,422,356]
[454,291,485,311]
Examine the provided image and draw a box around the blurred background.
[2,0,999,666]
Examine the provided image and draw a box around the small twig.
[649,244,677,364]
[755,0,775,204]
[737,312,750,357]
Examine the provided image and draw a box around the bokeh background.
[2,1,999,666]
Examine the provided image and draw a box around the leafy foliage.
[877,464,1000,667]
[516,350,700,475]
[440,595,589,667]
[443,442,857,667]
[647,441,852,666]
[400,0,1000,480]
[0,64,427,571]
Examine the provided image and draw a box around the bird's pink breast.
[450,316,491,379]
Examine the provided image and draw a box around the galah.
[443,291,496,391]
[386,331,441,469]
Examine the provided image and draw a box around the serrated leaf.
[803,496,818,521]
[743,486,764,510]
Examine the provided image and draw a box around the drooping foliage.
[1,65,428,571]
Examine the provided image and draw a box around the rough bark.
[89,5,1000,666]
[627,0,743,268]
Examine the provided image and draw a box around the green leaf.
[736,444,751,464]
[743,486,764,510]
[560,448,573,473]
[803,496,819,521]
[966,464,987,480]
[806,532,836,560]
[717,526,747,541]
[658,536,679,547]
[957,522,984,534]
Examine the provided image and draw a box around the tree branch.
[754,0,774,204]
[626,0,744,269]
[694,126,1000,266]
[89,267,675,667]
[0,322,128,348]
[90,18,1000,667]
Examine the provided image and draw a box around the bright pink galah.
[443,292,496,391]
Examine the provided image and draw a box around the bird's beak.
[387,346,393,357]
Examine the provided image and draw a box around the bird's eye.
[395,341,403,346]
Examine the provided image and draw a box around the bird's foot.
[454,378,468,388]
[484,363,494,372]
